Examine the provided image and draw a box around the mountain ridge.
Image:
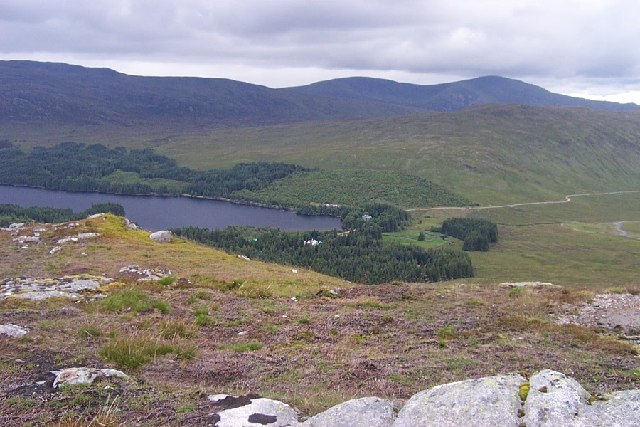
[288,75,638,112]
[1,60,637,129]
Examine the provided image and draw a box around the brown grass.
[1,216,639,423]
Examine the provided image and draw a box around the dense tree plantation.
[439,218,498,251]
[0,142,305,198]
[172,225,474,284]
[174,209,470,284]
[0,203,125,227]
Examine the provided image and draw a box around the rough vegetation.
[1,215,639,425]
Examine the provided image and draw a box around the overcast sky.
[1,0,639,103]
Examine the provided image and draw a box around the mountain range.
[1,60,637,127]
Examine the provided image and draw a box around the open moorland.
[1,215,639,426]
[1,62,640,425]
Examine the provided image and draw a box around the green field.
[382,229,451,249]
[619,221,640,238]
[412,192,640,289]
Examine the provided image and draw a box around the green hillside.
[235,169,471,209]
[156,105,640,204]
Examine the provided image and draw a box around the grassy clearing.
[468,224,640,288]
[0,214,349,296]
[466,192,640,225]
[619,221,640,238]
[382,229,449,249]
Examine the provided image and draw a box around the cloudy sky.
[1,0,639,103]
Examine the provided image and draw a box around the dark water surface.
[0,186,342,231]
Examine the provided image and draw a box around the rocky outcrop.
[118,265,172,281]
[581,390,640,426]
[203,370,639,426]
[150,230,172,243]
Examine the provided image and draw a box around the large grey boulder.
[523,369,640,426]
[210,395,300,427]
[303,396,395,427]
[150,230,172,243]
[579,390,640,427]
[393,373,526,427]
[523,369,590,426]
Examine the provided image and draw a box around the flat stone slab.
[0,323,28,338]
[1,275,111,300]
[51,367,128,388]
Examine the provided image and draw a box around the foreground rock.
[0,323,28,338]
[203,370,639,426]
[524,369,640,427]
[524,370,590,426]
[208,395,299,427]
[394,373,525,427]
[51,367,128,388]
[302,396,395,427]
[581,390,640,426]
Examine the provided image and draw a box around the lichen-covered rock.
[523,369,590,427]
[303,396,395,427]
[211,396,299,427]
[150,230,172,243]
[393,374,525,427]
[1,276,110,300]
[0,323,28,338]
[51,367,128,388]
[579,390,640,427]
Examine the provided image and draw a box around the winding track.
[408,190,640,211]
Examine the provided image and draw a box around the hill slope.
[1,215,639,424]
[156,105,640,204]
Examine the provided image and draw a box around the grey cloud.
[0,0,638,96]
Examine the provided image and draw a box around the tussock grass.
[99,289,170,314]
[99,334,175,370]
